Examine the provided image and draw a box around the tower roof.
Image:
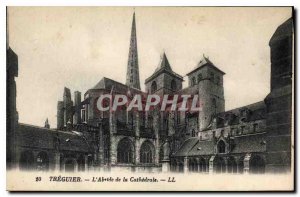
[186,55,225,76]
[145,52,183,84]
[155,52,172,72]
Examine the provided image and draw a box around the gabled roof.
[186,55,225,76]
[145,52,183,83]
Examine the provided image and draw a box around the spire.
[44,118,50,129]
[126,12,141,90]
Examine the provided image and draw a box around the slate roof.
[173,137,199,157]
[18,123,92,152]
[173,132,266,157]
[231,132,266,153]
[188,140,215,156]
[91,77,144,95]
[215,101,266,127]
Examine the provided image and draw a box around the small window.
[210,72,214,82]
[171,79,177,91]
[240,126,245,134]
[151,81,157,93]
[191,77,196,86]
[81,109,86,122]
[253,123,258,133]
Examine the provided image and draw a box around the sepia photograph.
[6,6,294,191]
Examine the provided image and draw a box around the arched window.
[250,155,265,174]
[65,159,76,172]
[215,157,226,173]
[227,157,237,173]
[199,158,206,172]
[19,151,34,170]
[36,151,49,171]
[171,79,177,91]
[77,154,85,172]
[188,159,198,172]
[191,77,196,86]
[217,140,226,154]
[197,73,203,83]
[148,116,153,129]
[117,138,134,164]
[151,81,157,93]
[140,141,155,163]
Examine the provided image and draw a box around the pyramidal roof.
[145,52,183,83]
[186,55,225,76]
[155,52,172,72]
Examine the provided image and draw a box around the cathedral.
[7,13,293,174]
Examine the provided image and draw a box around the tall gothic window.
[140,141,155,163]
[36,151,49,171]
[151,81,157,93]
[171,79,177,91]
[117,138,134,163]
[217,140,226,154]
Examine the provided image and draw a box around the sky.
[8,7,292,128]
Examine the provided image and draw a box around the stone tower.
[73,91,82,125]
[265,17,293,173]
[145,52,183,95]
[63,87,73,126]
[186,56,225,131]
[126,12,141,90]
